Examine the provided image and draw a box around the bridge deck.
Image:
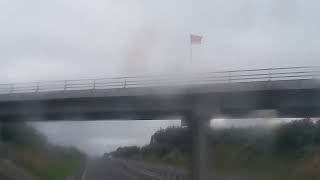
[0,67,319,121]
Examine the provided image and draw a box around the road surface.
[82,158,140,180]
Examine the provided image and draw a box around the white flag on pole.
[190,34,202,45]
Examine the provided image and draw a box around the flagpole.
[189,34,202,70]
[190,41,193,63]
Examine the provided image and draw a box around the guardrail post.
[93,80,96,90]
[10,84,14,94]
[268,70,271,81]
[123,78,127,88]
[64,80,68,91]
[36,82,40,92]
[311,67,316,79]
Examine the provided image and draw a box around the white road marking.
[81,164,88,180]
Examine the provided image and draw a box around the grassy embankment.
[0,175,9,180]
[0,122,86,180]
[7,144,85,180]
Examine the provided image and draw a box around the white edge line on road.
[81,164,88,180]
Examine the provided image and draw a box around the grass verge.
[7,144,86,180]
[139,157,308,180]
[0,175,9,180]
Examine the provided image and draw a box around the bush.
[273,119,316,159]
[0,122,47,146]
[112,146,140,158]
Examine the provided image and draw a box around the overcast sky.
[31,120,181,156]
[1,0,319,155]
[0,0,319,82]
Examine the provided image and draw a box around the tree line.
[109,119,320,179]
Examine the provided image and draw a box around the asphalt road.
[82,158,140,180]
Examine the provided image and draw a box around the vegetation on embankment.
[110,119,320,180]
[0,122,86,180]
[0,175,9,180]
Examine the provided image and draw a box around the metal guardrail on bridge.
[0,66,318,94]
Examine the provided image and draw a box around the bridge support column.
[186,110,212,180]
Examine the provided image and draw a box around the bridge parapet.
[0,66,318,94]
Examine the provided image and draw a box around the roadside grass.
[6,144,86,180]
[29,158,84,180]
[209,168,303,180]
[0,175,10,180]
[139,156,309,180]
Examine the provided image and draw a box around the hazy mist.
[1,0,319,155]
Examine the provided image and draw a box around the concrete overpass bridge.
[0,66,320,180]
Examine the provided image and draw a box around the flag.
[190,34,202,45]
